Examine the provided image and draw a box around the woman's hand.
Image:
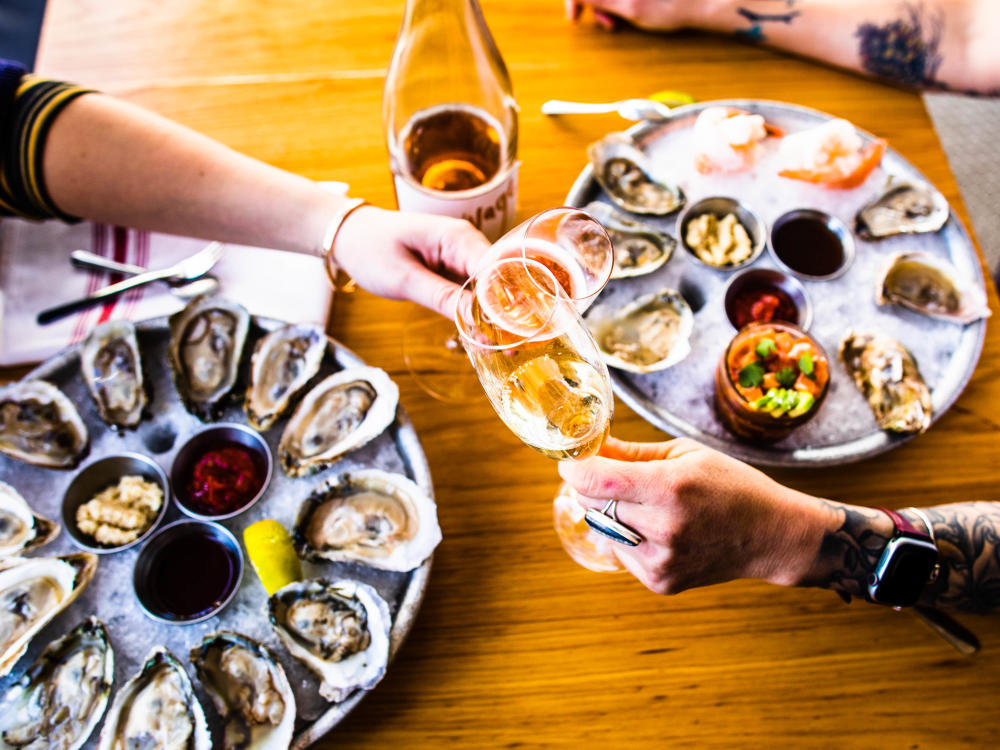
[333,206,492,318]
[564,1,690,31]
[558,437,830,594]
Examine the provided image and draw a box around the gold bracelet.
[321,197,368,287]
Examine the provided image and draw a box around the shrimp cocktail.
[715,321,830,441]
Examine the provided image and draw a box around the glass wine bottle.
[383,0,519,242]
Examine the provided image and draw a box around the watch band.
[876,506,932,542]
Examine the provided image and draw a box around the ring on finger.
[585,499,643,547]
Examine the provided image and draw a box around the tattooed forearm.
[902,504,1000,614]
[803,502,892,598]
[856,2,944,87]
[735,1,801,42]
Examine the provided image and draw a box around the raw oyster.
[855,179,949,239]
[269,578,391,703]
[0,617,113,750]
[588,132,685,215]
[168,296,250,419]
[0,481,59,559]
[585,201,676,278]
[278,366,399,477]
[0,380,89,469]
[876,252,990,324]
[0,554,97,677]
[191,632,295,750]
[587,288,694,373]
[80,320,147,430]
[97,647,210,750]
[293,469,441,572]
[839,332,932,433]
[245,322,326,431]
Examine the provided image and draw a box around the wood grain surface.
[30,1,1000,747]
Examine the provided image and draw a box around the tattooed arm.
[565,1,1000,94]
[799,503,1000,612]
[559,437,1000,613]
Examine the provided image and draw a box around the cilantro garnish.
[755,338,776,358]
[798,352,814,376]
[776,366,797,388]
[738,362,765,388]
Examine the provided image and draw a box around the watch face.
[870,537,938,607]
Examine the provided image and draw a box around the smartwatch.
[867,507,938,607]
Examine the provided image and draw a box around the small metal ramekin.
[723,267,813,331]
[677,196,766,271]
[132,519,244,624]
[170,423,273,521]
[768,208,855,280]
[62,452,170,554]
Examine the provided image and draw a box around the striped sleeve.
[0,67,94,221]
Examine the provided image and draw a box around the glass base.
[402,315,484,404]
[552,483,625,573]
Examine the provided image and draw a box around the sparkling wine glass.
[403,207,614,402]
[455,255,636,569]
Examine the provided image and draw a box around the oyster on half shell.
[0,617,113,750]
[0,380,89,469]
[585,201,676,278]
[855,179,949,239]
[245,322,327,431]
[269,579,391,703]
[588,133,685,215]
[191,632,295,750]
[80,320,147,430]
[0,554,98,678]
[97,647,210,750]
[840,332,932,434]
[293,469,441,572]
[876,252,990,324]
[587,288,694,373]
[278,366,399,477]
[168,296,250,419]
[0,481,59,559]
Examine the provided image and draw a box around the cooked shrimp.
[777,118,886,189]
[693,106,782,175]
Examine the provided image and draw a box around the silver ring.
[585,500,643,547]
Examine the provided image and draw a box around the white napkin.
[0,183,346,366]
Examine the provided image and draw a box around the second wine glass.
[404,207,614,403]
[455,255,640,568]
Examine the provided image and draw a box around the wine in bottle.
[383,0,519,241]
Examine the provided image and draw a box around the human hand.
[558,437,827,594]
[564,0,689,32]
[333,206,492,318]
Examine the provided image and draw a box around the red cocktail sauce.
[185,443,264,516]
[731,286,798,329]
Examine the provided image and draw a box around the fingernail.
[594,10,617,30]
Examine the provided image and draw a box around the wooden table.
[33,1,1000,747]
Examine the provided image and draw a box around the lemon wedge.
[243,519,302,595]
[648,90,696,106]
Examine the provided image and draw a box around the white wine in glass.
[455,257,614,460]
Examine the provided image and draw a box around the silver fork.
[37,242,224,324]
[70,249,220,300]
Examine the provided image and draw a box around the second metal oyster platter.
[0,314,434,748]
[567,99,988,466]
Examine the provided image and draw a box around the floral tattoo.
[855,2,943,88]
[810,503,890,599]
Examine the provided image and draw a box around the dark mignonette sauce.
[771,216,845,277]
[148,529,239,619]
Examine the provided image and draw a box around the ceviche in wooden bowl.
[715,321,830,441]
